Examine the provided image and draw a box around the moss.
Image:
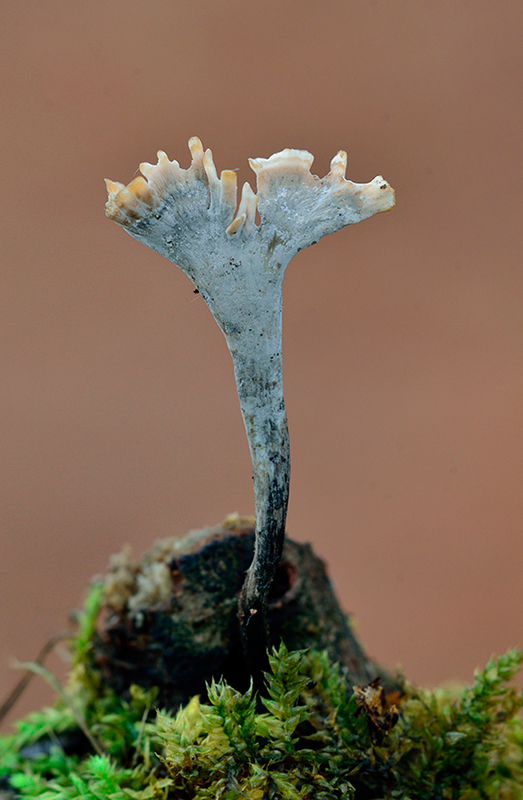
[1,585,522,800]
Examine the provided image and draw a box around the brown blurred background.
[1,0,522,725]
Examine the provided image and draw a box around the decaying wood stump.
[92,515,381,709]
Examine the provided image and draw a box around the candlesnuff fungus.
[105,138,395,676]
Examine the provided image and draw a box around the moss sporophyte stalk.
[104,138,395,674]
[1,584,522,800]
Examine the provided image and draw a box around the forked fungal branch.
[105,137,395,676]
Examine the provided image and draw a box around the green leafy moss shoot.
[1,583,522,800]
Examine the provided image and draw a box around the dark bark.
[91,518,381,710]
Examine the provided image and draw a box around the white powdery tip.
[105,137,395,231]
[105,137,226,225]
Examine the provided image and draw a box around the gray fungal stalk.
[105,137,395,675]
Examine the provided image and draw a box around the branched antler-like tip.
[105,138,394,248]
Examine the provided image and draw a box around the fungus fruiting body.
[105,137,395,675]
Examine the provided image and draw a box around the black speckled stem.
[226,314,290,681]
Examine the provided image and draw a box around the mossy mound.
[1,584,522,800]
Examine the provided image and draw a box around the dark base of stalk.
[237,522,287,689]
[237,589,270,692]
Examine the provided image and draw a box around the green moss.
[1,585,522,799]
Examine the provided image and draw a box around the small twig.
[131,702,153,769]
[0,633,69,728]
[11,659,104,756]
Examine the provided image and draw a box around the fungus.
[105,137,395,678]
